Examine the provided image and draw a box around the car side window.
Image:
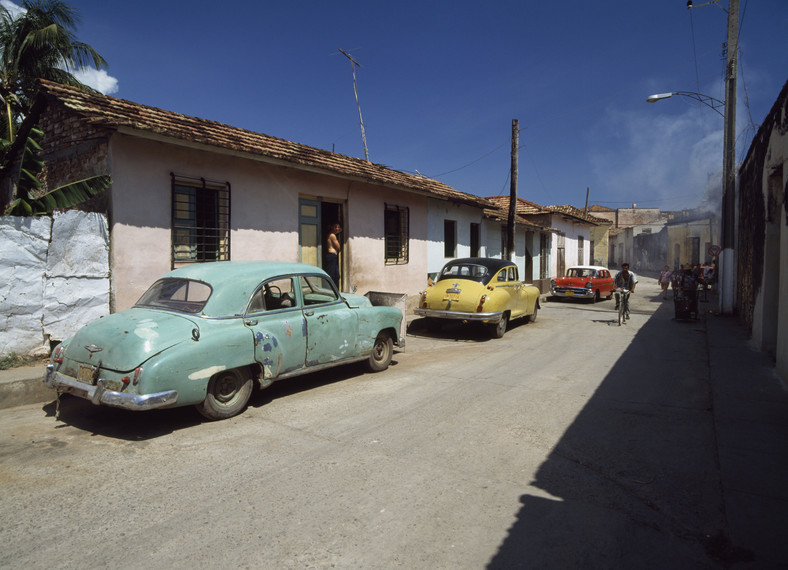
[247,277,297,314]
[497,270,507,282]
[300,275,339,306]
[508,267,517,281]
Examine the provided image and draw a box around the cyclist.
[614,262,638,310]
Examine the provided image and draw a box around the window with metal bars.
[384,204,409,264]
[171,176,230,264]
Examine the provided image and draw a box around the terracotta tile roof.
[486,195,549,215]
[482,207,545,230]
[588,204,615,212]
[545,204,610,225]
[36,79,493,209]
[486,196,607,226]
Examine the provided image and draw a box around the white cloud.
[1,1,119,95]
[72,67,119,95]
[0,0,23,18]
[588,104,724,211]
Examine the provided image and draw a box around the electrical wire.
[689,6,702,94]
[429,140,509,178]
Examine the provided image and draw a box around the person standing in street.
[659,265,672,300]
[326,223,342,289]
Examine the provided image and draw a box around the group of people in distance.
[613,260,716,312]
[658,262,716,301]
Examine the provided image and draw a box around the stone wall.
[38,96,112,212]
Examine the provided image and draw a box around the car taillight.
[53,345,65,364]
[477,295,487,312]
[121,367,142,386]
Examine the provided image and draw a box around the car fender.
[138,322,256,406]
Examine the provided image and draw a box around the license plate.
[444,293,460,301]
[77,365,96,384]
[566,291,575,296]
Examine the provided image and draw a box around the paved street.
[0,278,785,569]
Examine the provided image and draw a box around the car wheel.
[197,367,254,420]
[528,304,539,323]
[489,313,509,338]
[592,290,600,304]
[367,332,393,372]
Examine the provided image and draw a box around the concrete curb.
[0,364,51,410]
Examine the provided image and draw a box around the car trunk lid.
[64,308,199,372]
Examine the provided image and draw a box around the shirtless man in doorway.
[326,223,341,288]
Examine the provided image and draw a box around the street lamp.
[647,87,735,314]
[645,2,738,316]
[646,91,724,117]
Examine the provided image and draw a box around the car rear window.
[437,263,491,284]
[135,278,212,313]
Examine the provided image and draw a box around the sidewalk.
[704,307,788,565]
[0,363,50,410]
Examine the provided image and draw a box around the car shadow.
[247,359,388,409]
[42,357,399,441]
[41,395,202,439]
[406,317,507,342]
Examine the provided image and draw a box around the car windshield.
[437,263,492,284]
[135,278,212,313]
[567,268,595,278]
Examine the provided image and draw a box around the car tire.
[528,304,539,323]
[591,290,600,304]
[197,367,254,420]
[489,313,508,338]
[367,332,393,372]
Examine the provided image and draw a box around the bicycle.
[616,288,631,326]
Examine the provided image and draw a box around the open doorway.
[321,202,344,289]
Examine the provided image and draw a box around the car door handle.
[304,310,314,317]
[244,319,258,326]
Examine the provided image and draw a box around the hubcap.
[214,373,240,403]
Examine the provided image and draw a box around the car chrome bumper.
[551,288,594,298]
[413,308,503,322]
[44,365,178,411]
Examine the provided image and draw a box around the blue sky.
[8,0,787,211]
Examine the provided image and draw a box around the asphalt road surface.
[0,278,731,568]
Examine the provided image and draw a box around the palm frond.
[5,173,111,215]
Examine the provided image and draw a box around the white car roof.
[567,265,609,271]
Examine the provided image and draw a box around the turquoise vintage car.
[45,261,404,420]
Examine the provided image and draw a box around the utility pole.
[720,0,738,315]
[583,187,590,220]
[685,0,738,314]
[339,48,369,161]
[507,119,518,261]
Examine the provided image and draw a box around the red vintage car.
[550,265,616,303]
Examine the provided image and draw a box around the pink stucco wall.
[108,134,428,311]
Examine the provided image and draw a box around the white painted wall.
[108,134,430,310]
[548,215,592,275]
[426,200,486,276]
[0,211,109,355]
[749,127,788,382]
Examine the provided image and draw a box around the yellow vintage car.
[415,257,540,338]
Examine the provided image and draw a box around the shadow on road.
[487,295,754,568]
[407,316,532,341]
[42,357,402,441]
